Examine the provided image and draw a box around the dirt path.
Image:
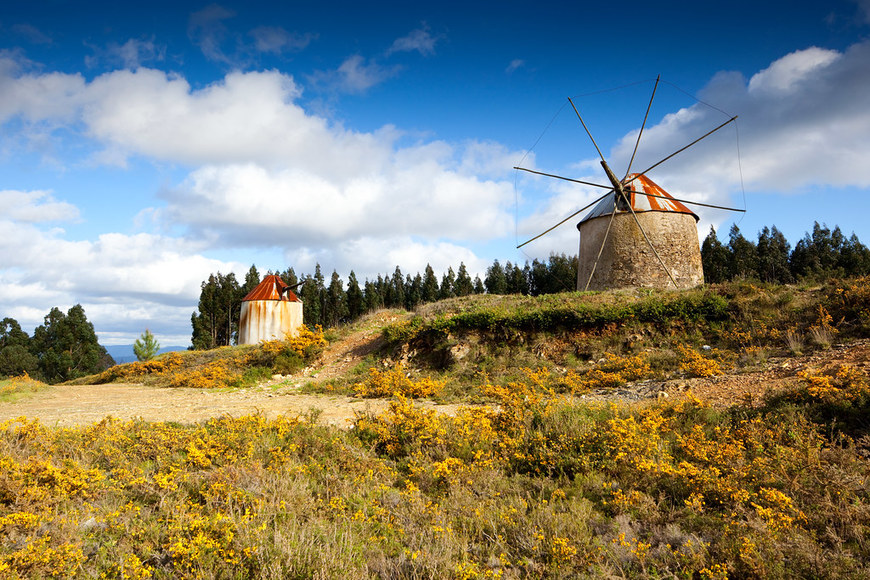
[0,382,466,429]
[0,383,391,428]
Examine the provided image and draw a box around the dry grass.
[1,365,869,578]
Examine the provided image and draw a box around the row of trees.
[701,222,870,284]
[191,222,870,349]
[191,254,578,348]
[0,305,113,382]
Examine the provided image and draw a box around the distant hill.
[104,345,188,365]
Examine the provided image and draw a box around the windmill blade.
[624,188,746,213]
[568,97,606,163]
[517,189,612,249]
[626,115,738,185]
[583,207,618,291]
[624,200,679,288]
[624,75,660,179]
[513,166,611,190]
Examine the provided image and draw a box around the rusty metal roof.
[241,275,300,302]
[578,173,699,225]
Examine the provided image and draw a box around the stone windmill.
[516,76,743,291]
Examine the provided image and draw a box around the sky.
[2,0,870,346]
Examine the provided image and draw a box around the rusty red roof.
[241,274,300,302]
[579,173,699,224]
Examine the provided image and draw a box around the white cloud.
[0,190,79,222]
[188,4,236,63]
[516,42,870,254]
[309,54,401,94]
[283,237,486,281]
[86,38,166,70]
[387,26,440,56]
[249,26,316,54]
[506,59,525,74]
[747,47,840,95]
[607,43,870,194]
[0,215,242,343]
[0,61,522,342]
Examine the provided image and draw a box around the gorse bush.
[1,364,870,577]
[353,364,445,398]
[90,325,327,389]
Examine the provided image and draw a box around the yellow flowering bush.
[353,363,445,398]
[678,345,723,378]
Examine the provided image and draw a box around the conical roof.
[578,173,698,225]
[241,274,300,302]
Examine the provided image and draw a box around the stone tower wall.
[576,211,704,291]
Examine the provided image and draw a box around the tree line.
[701,222,870,284]
[191,221,870,349]
[190,254,578,348]
[0,305,113,382]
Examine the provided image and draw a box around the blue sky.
[2,0,870,346]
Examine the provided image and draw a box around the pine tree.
[280,267,298,288]
[364,279,382,312]
[728,225,758,280]
[473,275,485,294]
[505,260,530,295]
[390,267,405,308]
[346,271,365,319]
[241,264,260,296]
[405,274,423,310]
[485,260,508,294]
[191,272,240,348]
[528,258,548,296]
[439,267,456,300]
[301,266,325,327]
[455,263,474,297]
[422,264,439,303]
[839,234,870,276]
[700,226,730,283]
[547,254,578,292]
[323,271,347,327]
[756,226,792,284]
[133,329,161,361]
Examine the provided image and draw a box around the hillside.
[1,278,870,578]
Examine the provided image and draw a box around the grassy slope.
[1,278,870,578]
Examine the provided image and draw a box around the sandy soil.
[0,383,396,428]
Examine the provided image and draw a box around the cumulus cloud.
[747,47,840,94]
[0,190,80,222]
[0,213,241,344]
[387,26,440,56]
[516,41,870,253]
[0,59,523,341]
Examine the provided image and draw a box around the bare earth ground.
[2,321,869,428]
